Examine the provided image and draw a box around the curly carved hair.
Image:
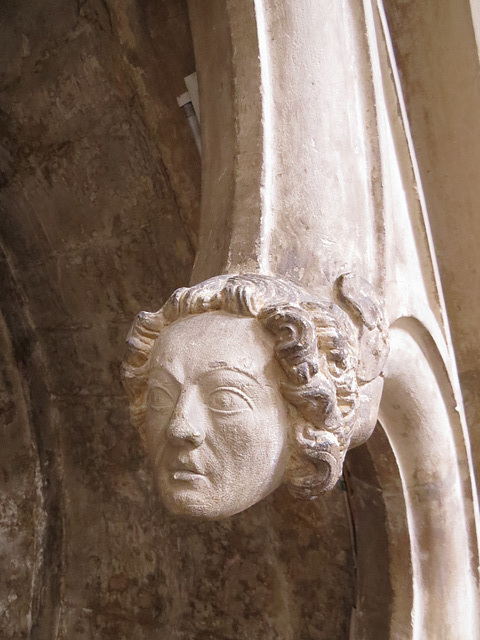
[123,273,383,498]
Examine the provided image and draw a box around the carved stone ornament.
[123,273,388,519]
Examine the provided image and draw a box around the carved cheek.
[145,387,176,448]
[145,411,168,460]
[206,410,260,459]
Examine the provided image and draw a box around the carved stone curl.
[123,273,388,515]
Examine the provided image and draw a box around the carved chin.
[156,475,230,519]
[156,469,284,520]
[161,491,243,520]
[163,494,219,519]
[160,490,212,519]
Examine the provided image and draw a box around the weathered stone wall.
[0,1,356,637]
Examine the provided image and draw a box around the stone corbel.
[124,271,388,518]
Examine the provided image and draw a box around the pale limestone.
[123,273,388,518]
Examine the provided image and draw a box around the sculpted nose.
[166,390,205,447]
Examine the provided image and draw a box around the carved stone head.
[123,273,388,519]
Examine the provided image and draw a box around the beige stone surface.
[382,0,480,495]
[184,1,480,636]
[145,313,291,519]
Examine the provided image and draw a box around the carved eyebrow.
[200,366,262,386]
[148,366,181,387]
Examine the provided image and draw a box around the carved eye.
[148,386,175,412]
[208,387,253,414]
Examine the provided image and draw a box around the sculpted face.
[145,312,291,519]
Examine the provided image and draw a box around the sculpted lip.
[156,448,204,475]
[168,459,205,479]
[172,470,205,481]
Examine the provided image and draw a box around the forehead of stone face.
[150,311,281,384]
